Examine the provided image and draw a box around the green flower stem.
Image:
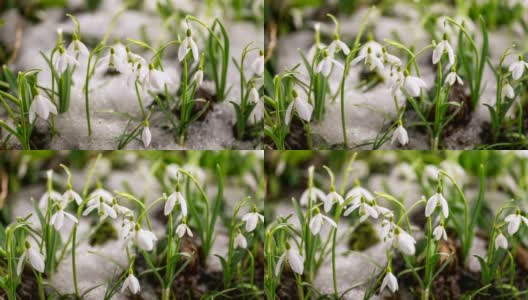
[179,54,189,144]
[439,171,469,259]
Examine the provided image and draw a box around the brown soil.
[276,269,301,300]
[0,266,41,299]
[29,127,52,149]
[172,86,216,122]
[441,80,473,138]
[285,117,308,149]
[135,233,262,300]
[393,232,528,300]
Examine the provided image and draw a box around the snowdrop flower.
[495,233,508,250]
[392,123,409,146]
[234,232,247,249]
[29,94,58,122]
[351,47,384,72]
[323,189,344,212]
[502,82,515,99]
[120,215,135,238]
[135,226,158,251]
[359,40,383,57]
[128,63,149,87]
[381,218,396,240]
[87,188,113,206]
[121,272,140,294]
[433,224,448,241]
[176,222,193,238]
[249,86,260,104]
[62,189,82,205]
[285,89,313,125]
[393,227,416,255]
[192,68,204,87]
[344,197,379,222]
[440,161,467,185]
[373,202,393,218]
[54,48,80,74]
[445,70,463,86]
[380,271,398,293]
[142,123,151,148]
[17,240,45,275]
[309,209,337,235]
[50,201,78,230]
[165,191,187,216]
[316,50,344,76]
[382,48,402,67]
[392,162,417,181]
[402,73,427,97]
[505,211,528,235]
[242,210,264,232]
[179,28,199,62]
[425,192,449,218]
[299,186,326,206]
[146,65,173,91]
[165,164,180,182]
[345,186,374,204]
[274,242,304,275]
[251,50,264,76]
[67,38,89,58]
[96,47,130,75]
[111,199,131,216]
[328,35,350,56]
[432,33,455,66]
[509,56,528,80]
[38,190,63,210]
[424,165,440,181]
[83,197,117,219]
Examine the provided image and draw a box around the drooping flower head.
[309,208,337,235]
[274,242,304,276]
[242,209,264,232]
[121,271,140,294]
[432,33,455,66]
[178,28,199,62]
[17,240,45,275]
[29,94,58,122]
[285,89,313,125]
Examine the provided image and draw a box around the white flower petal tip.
[509,60,528,80]
[242,212,264,232]
[380,272,398,293]
[392,125,409,146]
[135,229,157,251]
[142,126,152,148]
[29,95,58,122]
[122,273,141,294]
[234,232,247,249]
[393,229,416,256]
[432,39,455,66]
[309,213,337,235]
[176,223,193,238]
[495,233,508,250]
[505,214,522,235]
[433,225,448,241]
[425,193,449,218]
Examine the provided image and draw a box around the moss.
[348,221,380,251]
[89,219,118,246]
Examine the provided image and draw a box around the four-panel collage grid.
[0,0,528,299]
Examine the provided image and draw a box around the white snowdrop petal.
[287,250,304,275]
[142,126,152,148]
[28,248,45,273]
[164,195,176,216]
[274,252,287,276]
